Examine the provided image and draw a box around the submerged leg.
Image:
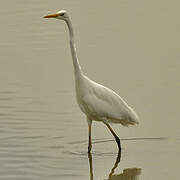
[103,121,121,150]
[87,117,92,153]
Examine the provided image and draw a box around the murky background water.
[0,0,179,179]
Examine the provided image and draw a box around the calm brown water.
[0,0,179,179]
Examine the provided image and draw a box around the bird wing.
[81,78,136,124]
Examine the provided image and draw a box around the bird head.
[44,10,68,20]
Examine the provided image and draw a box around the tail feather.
[119,118,139,127]
[108,117,139,126]
[108,108,139,127]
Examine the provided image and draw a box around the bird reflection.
[108,168,141,180]
[88,150,141,180]
[88,152,94,180]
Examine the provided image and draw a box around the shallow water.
[0,0,180,179]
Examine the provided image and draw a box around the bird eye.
[61,13,65,16]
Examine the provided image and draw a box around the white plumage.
[76,75,139,126]
[44,10,139,152]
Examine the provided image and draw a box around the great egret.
[44,10,139,152]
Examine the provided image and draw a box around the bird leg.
[88,123,92,153]
[87,118,92,153]
[103,121,121,150]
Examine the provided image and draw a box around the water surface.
[0,0,179,179]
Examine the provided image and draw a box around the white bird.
[44,10,139,152]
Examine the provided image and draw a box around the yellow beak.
[44,13,59,18]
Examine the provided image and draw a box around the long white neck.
[65,18,82,76]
